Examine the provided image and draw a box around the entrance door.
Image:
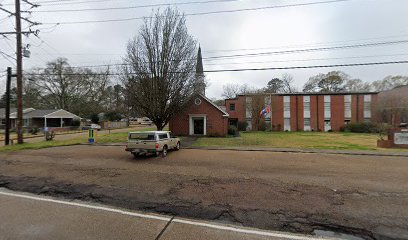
[193,118,204,135]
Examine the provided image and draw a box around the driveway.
[0,146,407,239]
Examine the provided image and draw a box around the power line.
[24,60,408,75]
[33,0,240,12]
[30,39,408,61]
[0,49,17,61]
[202,39,408,60]
[205,52,408,66]
[41,0,352,25]
[204,33,408,53]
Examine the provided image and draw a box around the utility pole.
[5,67,12,146]
[15,0,23,144]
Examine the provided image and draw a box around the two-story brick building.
[225,92,379,132]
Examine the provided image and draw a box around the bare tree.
[371,75,408,91]
[344,78,372,92]
[123,8,197,130]
[26,58,111,117]
[265,74,297,93]
[222,83,254,99]
[281,73,297,93]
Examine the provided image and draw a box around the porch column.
[44,117,47,128]
[60,118,63,128]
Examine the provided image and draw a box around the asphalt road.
[0,189,320,240]
[0,146,407,239]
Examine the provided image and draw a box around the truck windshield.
[129,133,155,140]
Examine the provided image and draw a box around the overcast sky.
[1,0,408,99]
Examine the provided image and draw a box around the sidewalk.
[0,188,327,240]
[92,142,408,157]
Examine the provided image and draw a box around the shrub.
[30,127,39,135]
[237,121,248,131]
[90,114,99,124]
[71,119,81,127]
[258,121,267,131]
[104,111,123,121]
[342,122,382,133]
[228,126,238,136]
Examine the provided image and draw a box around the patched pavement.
[0,145,407,239]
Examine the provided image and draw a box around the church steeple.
[196,46,204,74]
[194,45,206,96]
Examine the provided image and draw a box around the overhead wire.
[39,0,352,25]
[33,0,241,12]
[24,60,408,75]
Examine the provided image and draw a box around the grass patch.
[193,131,381,151]
[0,127,157,152]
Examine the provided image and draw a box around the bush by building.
[341,122,386,133]
[237,121,248,131]
[228,125,238,136]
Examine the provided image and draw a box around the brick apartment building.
[225,92,379,132]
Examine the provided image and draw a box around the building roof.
[26,109,80,119]
[198,94,229,117]
[228,91,379,99]
[0,108,34,118]
[1,108,80,119]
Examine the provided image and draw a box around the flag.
[260,104,271,117]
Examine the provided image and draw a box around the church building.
[168,47,229,136]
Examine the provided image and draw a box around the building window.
[364,103,371,111]
[304,102,310,110]
[1,119,5,125]
[284,118,291,131]
[194,98,202,105]
[284,102,290,111]
[304,118,311,127]
[229,103,235,111]
[364,118,371,123]
[324,102,331,111]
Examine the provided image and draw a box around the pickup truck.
[125,131,180,158]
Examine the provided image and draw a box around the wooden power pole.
[5,67,12,146]
[15,0,23,144]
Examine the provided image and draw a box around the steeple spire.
[194,45,205,95]
[196,45,203,74]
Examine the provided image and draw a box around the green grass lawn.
[193,131,382,151]
[0,127,156,152]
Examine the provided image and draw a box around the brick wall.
[331,95,344,131]
[297,96,304,131]
[225,96,246,122]
[169,95,228,136]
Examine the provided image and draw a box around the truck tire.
[175,142,180,151]
[162,146,168,157]
[132,153,139,159]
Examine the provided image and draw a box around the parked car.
[137,117,153,125]
[125,131,180,158]
[82,124,101,131]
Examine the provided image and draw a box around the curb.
[81,143,408,157]
[182,146,408,157]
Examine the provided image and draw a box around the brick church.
[169,47,230,136]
